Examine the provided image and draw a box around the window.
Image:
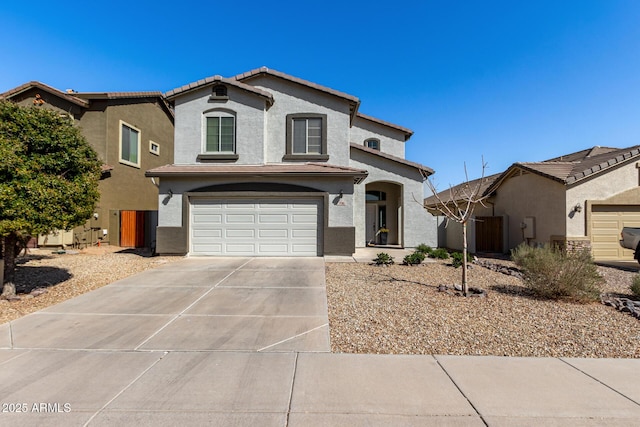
[285,113,328,160]
[120,121,140,167]
[206,116,235,153]
[212,85,227,97]
[366,191,386,201]
[149,141,160,156]
[365,138,380,150]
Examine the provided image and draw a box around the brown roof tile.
[355,113,414,140]
[1,81,89,107]
[350,143,433,176]
[164,75,274,105]
[145,162,368,183]
[424,173,501,207]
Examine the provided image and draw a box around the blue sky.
[2,1,640,189]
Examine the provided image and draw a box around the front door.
[365,204,378,245]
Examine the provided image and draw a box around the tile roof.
[424,173,501,207]
[73,91,165,100]
[145,162,369,183]
[164,75,274,105]
[484,145,640,195]
[350,143,434,176]
[0,81,89,107]
[234,67,360,105]
[355,112,414,140]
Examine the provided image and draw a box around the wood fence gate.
[475,216,503,253]
[120,210,145,248]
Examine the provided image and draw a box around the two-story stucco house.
[148,67,436,256]
[1,82,175,248]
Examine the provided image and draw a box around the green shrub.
[511,243,602,302]
[415,244,433,255]
[429,248,450,259]
[403,251,425,265]
[631,275,640,297]
[451,251,474,268]
[372,252,394,265]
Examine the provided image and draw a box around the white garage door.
[591,205,640,261]
[190,198,322,256]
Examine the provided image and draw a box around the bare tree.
[424,159,491,296]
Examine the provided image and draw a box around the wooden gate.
[120,211,145,248]
[475,216,503,253]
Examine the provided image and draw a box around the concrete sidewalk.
[0,256,638,426]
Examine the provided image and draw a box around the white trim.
[149,140,160,156]
[119,120,141,168]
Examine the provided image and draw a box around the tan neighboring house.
[0,82,174,248]
[426,146,640,261]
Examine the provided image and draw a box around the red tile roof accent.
[350,143,433,176]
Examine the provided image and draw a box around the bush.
[429,248,450,259]
[451,251,474,268]
[415,244,433,255]
[631,275,640,298]
[511,244,602,302]
[372,252,394,265]
[403,251,425,265]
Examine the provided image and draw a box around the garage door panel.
[591,205,640,261]
[226,229,255,238]
[259,214,288,224]
[190,198,321,256]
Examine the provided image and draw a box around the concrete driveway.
[0,256,639,426]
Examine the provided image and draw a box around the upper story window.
[198,109,239,162]
[284,113,328,160]
[120,121,141,168]
[205,111,235,153]
[365,138,380,150]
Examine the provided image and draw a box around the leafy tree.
[424,160,490,296]
[0,101,102,298]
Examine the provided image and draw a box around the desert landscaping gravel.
[0,246,180,324]
[326,259,640,358]
[2,248,639,358]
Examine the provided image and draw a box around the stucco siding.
[173,86,266,165]
[492,171,566,250]
[246,76,352,166]
[351,116,406,157]
[566,160,639,237]
[350,153,437,248]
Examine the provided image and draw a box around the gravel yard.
[2,248,639,358]
[326,259,640,358]
[0,246,181,325]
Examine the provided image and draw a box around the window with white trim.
[149,141,160,156]
[120,121,141,167]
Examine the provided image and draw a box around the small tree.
[0,101,102,298]
[424,160,490,296]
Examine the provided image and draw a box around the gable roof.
[0,81,89,107]
[350,143,433,176]
[485,145,640,195]
[355,112,414,141]
[424,173,501,207]
[164,75,274,106]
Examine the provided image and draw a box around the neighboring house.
[426,146,640,261]
[0,82,174,248]
[147,67,436,256]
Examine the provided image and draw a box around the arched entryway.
[365,181,402,246]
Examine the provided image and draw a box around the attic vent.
[209,84,229,102]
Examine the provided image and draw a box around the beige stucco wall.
[492,171,566,250]
[566,160,639,237]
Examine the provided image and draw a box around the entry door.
[365,204,378,244]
